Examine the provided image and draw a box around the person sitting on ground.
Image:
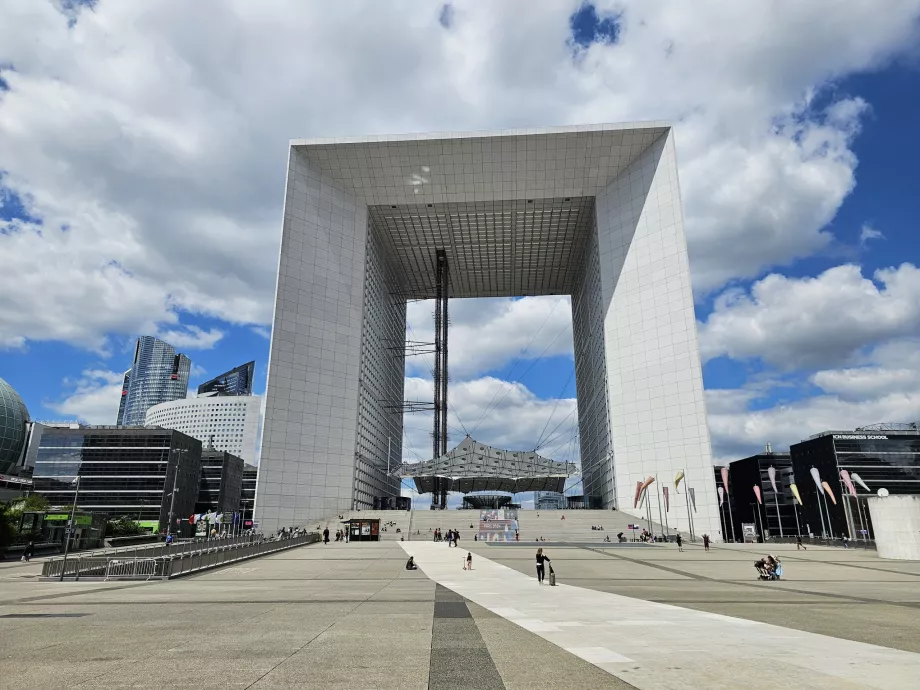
[405,556,418,570]
[604,535,611,542]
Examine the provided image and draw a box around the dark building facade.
[241,464,257,526]
[790,429,920,540]
[195,449,244,516]
[197,361,255,397]
[716,452,799,543]
[31,426,201,533]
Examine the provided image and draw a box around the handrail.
[41,533,320,580]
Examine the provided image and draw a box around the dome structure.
[0,377,30,473]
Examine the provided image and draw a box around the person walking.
[21,541,35,562]
[535,548,551,585]
[675,533,683,552]
[323,527,330,545]
[702,534,710,552]
[796,534,806,550]
[453,530,460,548]
[464,552,473,570]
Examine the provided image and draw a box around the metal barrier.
[105,558,159,580]
[41,533,320,581]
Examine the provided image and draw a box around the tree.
[105,516,146,538]
[8,494,49,514]
[0,502,15,552]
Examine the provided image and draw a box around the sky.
[2,2,920,500]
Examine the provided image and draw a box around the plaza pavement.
[0,539,917,689]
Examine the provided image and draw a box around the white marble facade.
[255,123,720,539]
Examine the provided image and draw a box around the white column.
[255,147,368,534]
[592,129,720,538]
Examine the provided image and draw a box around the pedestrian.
[465,552,473,570]
[702,534,710,552]
[535,548,551,585]
[676,533,683,552]
[796,534,806,550]
[453,530,460,548]
[21,541,34,562]
[323,527,330,544]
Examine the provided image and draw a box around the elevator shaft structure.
[431,249,449,509]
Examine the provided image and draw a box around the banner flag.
[689,487,697,512]
[839,470,857,498]
[790,483,803,505]
[810,467,825,494]
[663,486,670,512]
[767,466,778,493]
[753,485,762,505]
[674,470,685,493]
[720,466,729,493]
[821,481,837,506]
[717,486,724,507]
[634,480,643,509]
[851,472,871,493]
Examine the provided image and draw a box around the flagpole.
[662,486,671,539]
[725,487,736,543]
[684,475,694,542]
[792,501,801,536]
[655,477,665,541]
[821,491,834,539]
[753,501,764,543]
[59,476,81,582]
[815,487,827,539]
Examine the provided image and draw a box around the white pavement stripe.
[400,542,920,690]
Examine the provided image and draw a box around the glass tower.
[197,361,255,396]
[117,336,191,426]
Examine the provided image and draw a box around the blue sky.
[2,1,920,478]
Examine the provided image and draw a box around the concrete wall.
[595,131,719,540]
[867,495,920,561]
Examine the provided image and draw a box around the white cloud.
[859,223,884,246]
[401,376,579,465]
[1,1,919,350]
[706,386,920,464]
[47,369,123,424]
[699,263,920,369]
[407,296,573,379]
[153,325,224,350]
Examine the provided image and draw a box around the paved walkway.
[401,542,920,689]
[3,540,920,688]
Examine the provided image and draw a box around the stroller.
[755,557,783,581]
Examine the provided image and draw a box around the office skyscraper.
[116,370,130,425]
[117,335,191,426]
[197,361,255,397]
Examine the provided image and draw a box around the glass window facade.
[197,361,255,397]
[0,376,30,474]
[117,336,192,426]
[717,453,797,543]
[241,464,257,524]
[791,431,920,540]
[195,449,244,515]
[31,426,202,532]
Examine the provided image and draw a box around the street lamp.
[59,475,81,582]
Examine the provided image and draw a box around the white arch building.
[145,394,261,464]
[256,123,720,538]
